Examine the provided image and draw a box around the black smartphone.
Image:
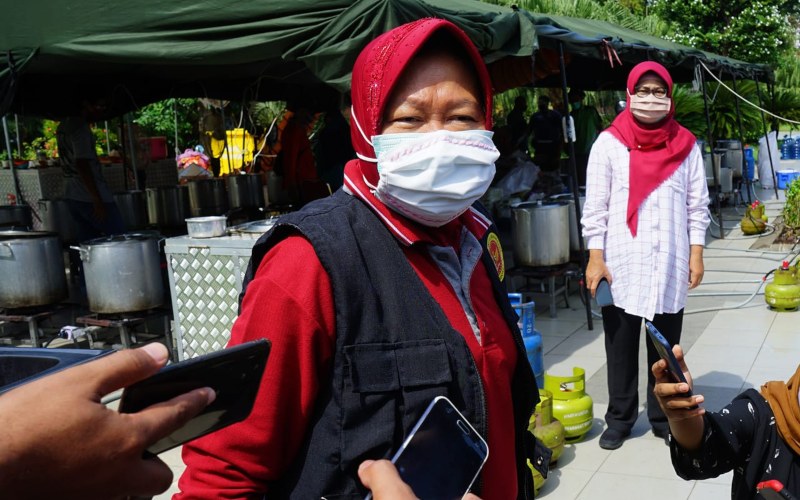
[365,396,489,500]
[645,322,692,396]
[596,278,613,307]
[118,339,270,455]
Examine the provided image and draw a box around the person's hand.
[585,250,611,298]
[0,343,214,500]
[358,460,481,500]
[651,344,705,422]
[688,247,704,289]
[651,344,706,450]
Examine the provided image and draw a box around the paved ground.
[156,186,800,499]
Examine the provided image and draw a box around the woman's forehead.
[636,73,667,87]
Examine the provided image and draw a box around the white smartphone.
[365,396,489,500]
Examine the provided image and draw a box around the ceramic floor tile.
[684,363,750,389]
[536,467,594,499]
[598,431,676,480]
[554,404,610,472]
[535,318,586,338]
[544,354,607,382]
[705,309,774,333]
[748,345,800,379]
[693,326,767,348]
[688,480,733,499]
[769,311,800,332]
[684,343,759,369]
[548,330,606,358]
[764,328,800,349]
[576,472,694,500]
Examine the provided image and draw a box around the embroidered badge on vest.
[486,232,505,281]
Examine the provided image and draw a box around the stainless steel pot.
[187,178,229,217]
[511,201,570,267]
[0,231,67,307]
[716,139,743,177]
[113,190,148,231]
[226,174,265,210]
[145,186,190,229]
[38,199,79,244]
[186,216,227,238]
[0,205,33,229]
[72,233,164,313]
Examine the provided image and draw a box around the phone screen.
[119,339,270,455]
[389,396,488,500]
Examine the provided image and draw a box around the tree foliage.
[651,0,793,65]
[133,98,200,154]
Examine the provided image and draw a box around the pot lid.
[0,229,57,239]
[82,232,159,246]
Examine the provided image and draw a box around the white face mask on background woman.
[359,127,499,227]
[627,91,671,124]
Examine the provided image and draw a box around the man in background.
[57,98,124,242]
[529,95,562,173]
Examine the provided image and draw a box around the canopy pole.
[173,100,180,157]
[2,115,21,204]
[730,75,751,204]
[558,41,593,331]
[698,63,724,239]
[754,75,779,199]
[14,114,21,158]
[124,114,139,191]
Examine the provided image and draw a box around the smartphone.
[644,322,692,396]
[118,339,270,455]
[366,396,489,500]
[595,278,613,307]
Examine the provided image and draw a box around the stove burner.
[0,305,67,347]
[76,309,173,355]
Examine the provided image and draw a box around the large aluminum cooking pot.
[145,186,190,229]
[0,231,67,308]
[113,190,148,231]
[73,233,164,314]
[187,178,228,217]
[38,199,79,244]
[0,205,33,229]
[716,140,743,177]
[226,174,265,210]
[512,201,570,267]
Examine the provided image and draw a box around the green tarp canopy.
[1,0,773,119]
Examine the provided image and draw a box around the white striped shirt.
[581,131,710,320]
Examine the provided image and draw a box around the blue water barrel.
[782,137,794,160]
[525,330,545,388]
[744,146,755,180]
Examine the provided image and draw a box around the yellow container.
[210,128,256,174]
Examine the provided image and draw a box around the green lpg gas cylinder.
[544,367,594,443]
[529,389,565,464]
[765,261,800,311]
[528,460,546,495]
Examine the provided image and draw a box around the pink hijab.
[607,61,696,237]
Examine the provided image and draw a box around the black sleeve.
[671,393,759,480]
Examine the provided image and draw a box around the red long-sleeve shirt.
[176,165,519,499]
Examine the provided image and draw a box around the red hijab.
[348,18,494,187]
[607,61,696,237]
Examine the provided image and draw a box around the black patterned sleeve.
[670,394,759,480]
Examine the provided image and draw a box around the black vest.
[240,190,541,499]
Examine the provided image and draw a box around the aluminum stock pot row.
[72,233,164,314]
[0,231,67,308]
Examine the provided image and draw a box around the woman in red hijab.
[581,61,710,451]
[176,19,543,500]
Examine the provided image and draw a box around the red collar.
[341,160,492,247]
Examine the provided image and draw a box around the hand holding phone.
[119,339,270,455]
[365,396,488,500]
[645,322,692,395]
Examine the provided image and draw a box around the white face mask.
[627,91,671,124]
[352,109,498,226]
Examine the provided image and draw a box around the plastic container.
[794,138,800,160]
[777,170,799,190]
[744,146,755,180]
[147,136,168,160]
[782,137,794,160]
